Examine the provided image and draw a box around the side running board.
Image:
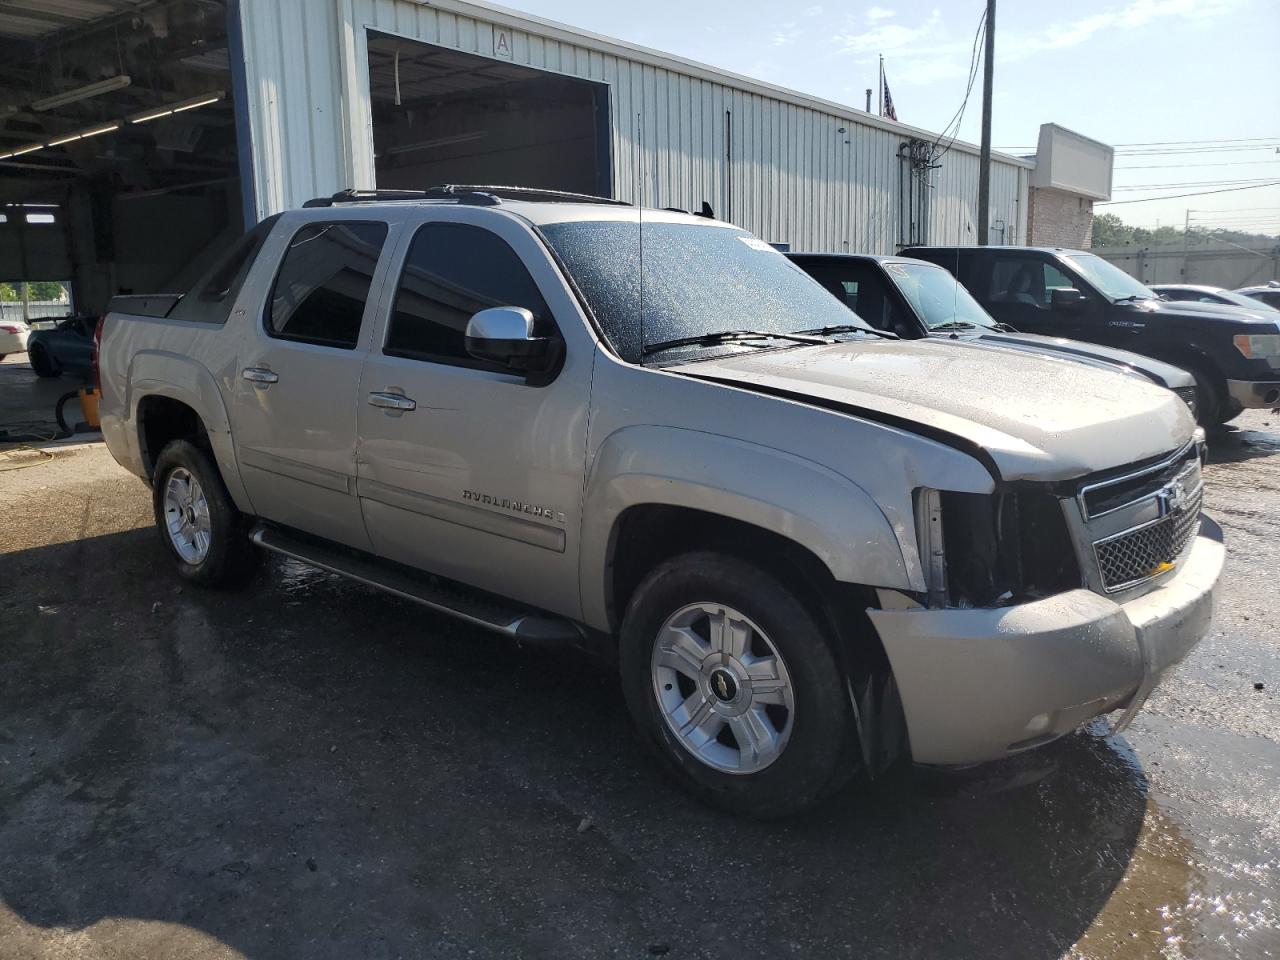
[248,523,584,646]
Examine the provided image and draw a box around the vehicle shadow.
[1205,420,1280,465]
[0,529,1151,959]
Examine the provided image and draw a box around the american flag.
[882,73,898,121]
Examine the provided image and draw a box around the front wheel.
[151,439,259,587]
[1182,362,1232,427]
[619,551,861,818]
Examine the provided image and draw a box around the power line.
[1114,177,1280,190]
[1114,135,1280,147]
[1116,144,1280,156]
[1191,211,1280,216]
[1097,181,1280,205]
[927,6,986,164]
[1116,160,1280,170]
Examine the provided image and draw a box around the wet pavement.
[0,353,1277,958]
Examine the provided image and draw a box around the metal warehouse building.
[0,0,1100,315]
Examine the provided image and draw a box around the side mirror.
[464,306,553,372]
[1050,287,1088,310]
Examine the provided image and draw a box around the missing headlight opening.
[940,489,1082,608]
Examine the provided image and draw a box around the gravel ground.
[0,354,1276,959]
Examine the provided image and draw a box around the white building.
[0,0,1102,312]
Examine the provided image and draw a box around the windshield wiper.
[1114,294,1152,304]
[992,322,1017,332]
[794,323,897,340]
[929,321,977,331]
[641,329,827,356]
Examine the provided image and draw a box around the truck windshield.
[1063,252,1156,303]
[540,219,872,362]
[886,261,997,331]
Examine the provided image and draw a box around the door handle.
[368,392,417,412]
[242,367,279,385]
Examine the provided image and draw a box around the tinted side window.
[266,221,388,349]
[385,222,551,369]
[844,265,904,331]
[988,256,1049,308]
[800,263,859,309]
[169,214,281,324]
[1042,263,1074,305]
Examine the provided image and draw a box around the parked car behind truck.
[789,252,1199,415]
[97,187,1223,817]
[906,245,1280,426]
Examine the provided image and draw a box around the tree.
[1092,212,1278,249]
[28,281,65,301]
[1091,213,1133,247]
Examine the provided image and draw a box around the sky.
[511,0,1280,234]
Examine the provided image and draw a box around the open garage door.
[0,1,245,317]
[367,32,612,198]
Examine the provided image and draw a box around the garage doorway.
[367,32,612,198]
[0,1,246,317]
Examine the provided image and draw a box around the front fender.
[126,351,252,512]
[579,425,911,631]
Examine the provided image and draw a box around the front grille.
[1080,440,1200,520]
[1174,386,1198,419]
[1093,484,1202,592]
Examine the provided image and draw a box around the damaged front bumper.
[867,516,1224,766]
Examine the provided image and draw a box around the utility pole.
[976,0,996,245]
[1184,209,1192,243]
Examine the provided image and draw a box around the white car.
[0,319,30,360]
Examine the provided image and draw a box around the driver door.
[980,253,1098,341]
[355,210,591,621]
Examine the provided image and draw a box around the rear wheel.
[619,551,860,818]
[152,440,259,587]
[28,344,60,378]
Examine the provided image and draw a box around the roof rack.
[302,185,631,208]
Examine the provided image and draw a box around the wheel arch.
[579,425,915,634]
[127,352,252,511]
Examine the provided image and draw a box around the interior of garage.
[367,31,611,198]
[0,0,243,316]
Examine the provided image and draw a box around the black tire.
[619,551,861,818]
[1217,401,1246,426]
[151,439,260,587]
[28,344,60,378]
[1178,361,1233,427]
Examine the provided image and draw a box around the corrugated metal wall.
[237,0,1029,254]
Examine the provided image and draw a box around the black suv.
[905,245,1280,425]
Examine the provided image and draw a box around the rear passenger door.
[227,217,395,551]
[355,210,591,621]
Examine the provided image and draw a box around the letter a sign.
[493,28,513,59]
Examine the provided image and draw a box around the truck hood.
[674,337,1195,482]
[1123,296,1280,330]
[968,330,1195,388]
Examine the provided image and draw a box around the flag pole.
[878,55,884,116]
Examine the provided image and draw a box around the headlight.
[1233,333,1280,366]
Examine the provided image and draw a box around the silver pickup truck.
[98,186,1224,817]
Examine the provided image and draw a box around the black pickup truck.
[904,245,1280,426]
